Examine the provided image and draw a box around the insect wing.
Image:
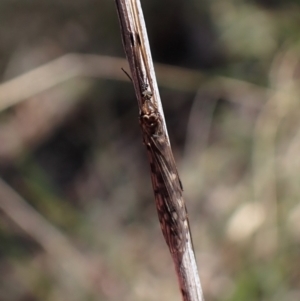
[147,134,188,254]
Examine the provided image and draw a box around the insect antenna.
[121,68,133,82]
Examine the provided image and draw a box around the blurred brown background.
[1,0,300,301]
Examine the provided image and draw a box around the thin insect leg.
[132,42,152,102]
[135,31,153,93]
[130,0,153,93]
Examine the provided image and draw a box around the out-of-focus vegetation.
[0,0,300,300]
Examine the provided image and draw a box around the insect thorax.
[140,100,162,136]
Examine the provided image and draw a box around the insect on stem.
[115,1,204,299]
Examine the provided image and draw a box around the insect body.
[140,94,189,255]
[130,26,190,256]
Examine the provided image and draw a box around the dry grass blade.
[115,1,204,301]
[0,178,106,299]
